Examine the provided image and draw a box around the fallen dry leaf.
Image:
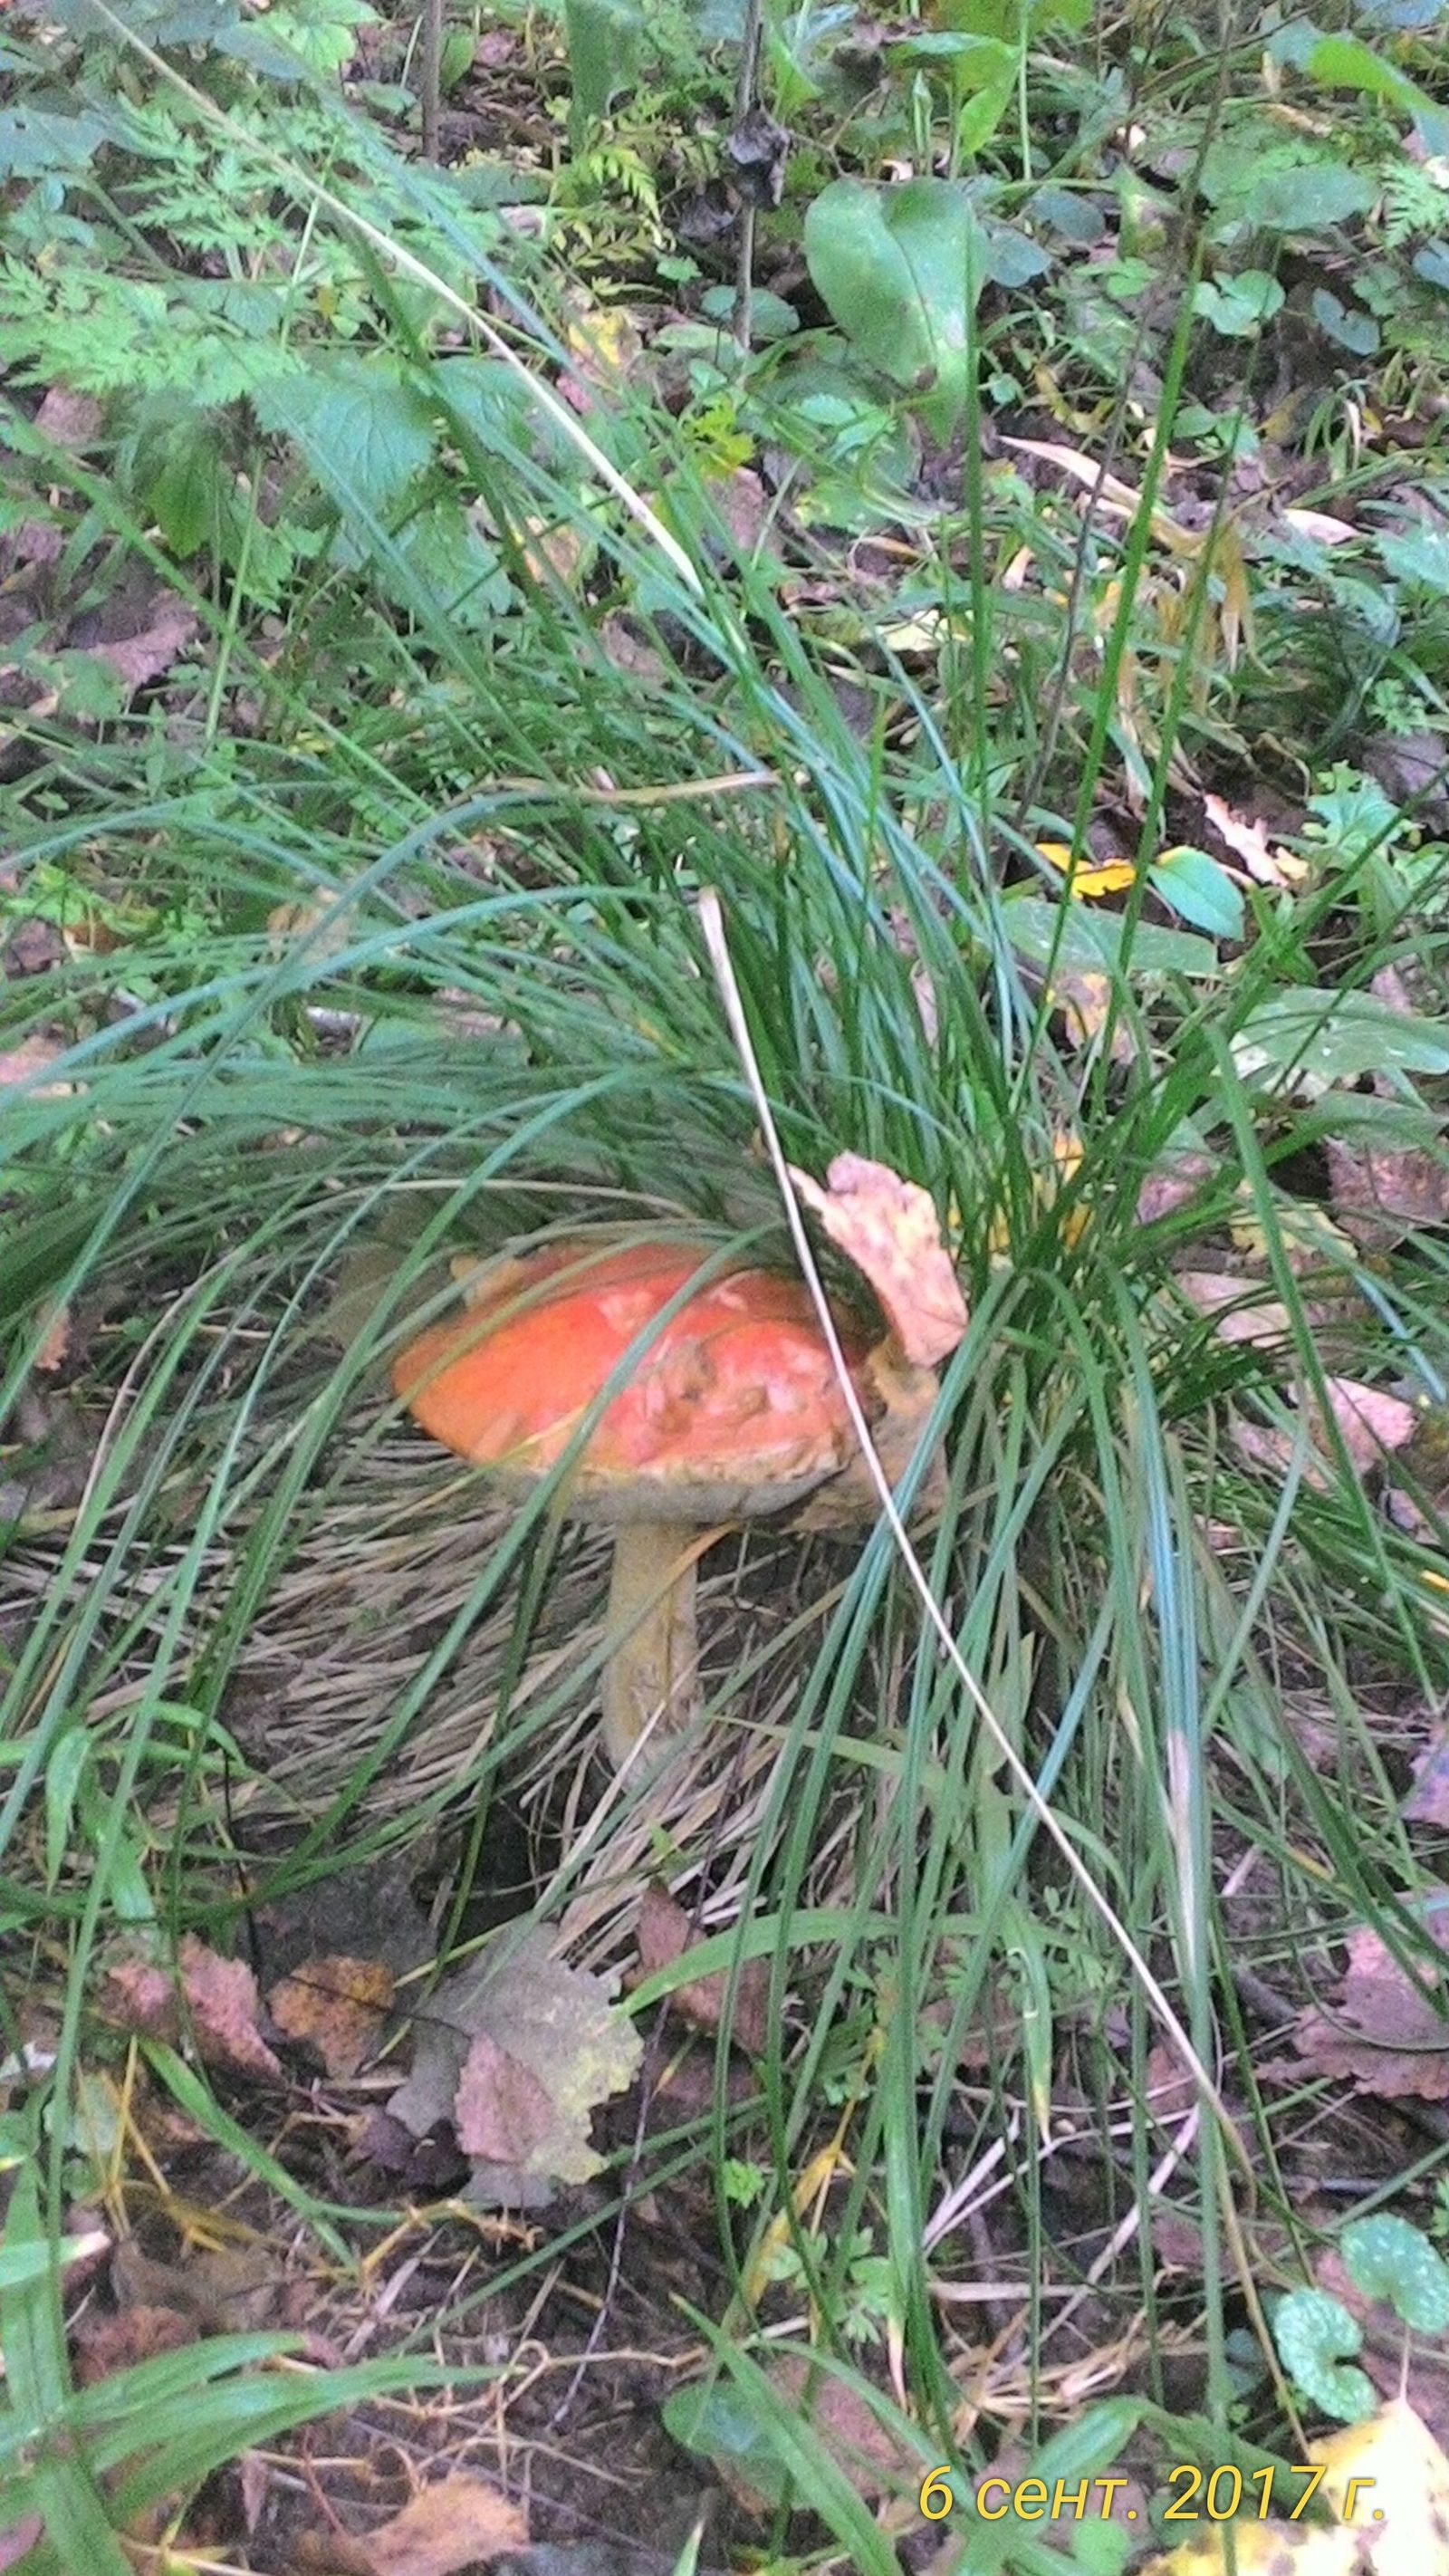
[634,1885,770,2053]
[763,2358,917,2506]
[268,1954,394,2079]
[1404,1727,1449,1827]
[453,2033,558,2166]
[1034,838,1137,899]
[1135,1149,1218,1226]
[1050,966,1137,1063]
[0,2517,44,2571]
[1141,2398,1449,2576]
[1328,1132,1449,1245]
[1281,505,1358,546]
[87,599,198,694]
[1201,791,1305,887]
[352,2474,526,2576]
[788,1152,968,1368]
[105,1937,283,2081]
[386,1928,642,2206]
[72,2302,196,2387]
[3,918,67,978]
[0,1035,68,1090]
[31,1301,72,1373]
[1321,1377,1417,1476]
[34,387,103,450]
[1296,1903,1449,2100]
[1176,1270,1293,1346]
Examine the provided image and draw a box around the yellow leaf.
[1142,2521,1356,2575]
[1312,2396,1449,2573]
[1141,2402,1449,2576]
[1035,841,1138,900]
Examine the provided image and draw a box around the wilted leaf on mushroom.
[787,1152,967,1367]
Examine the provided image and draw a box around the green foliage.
[1272,2291,1376,2423]
[5,0,1449,2559]
[803,178,986,435]
[1275,2218,1449,2425]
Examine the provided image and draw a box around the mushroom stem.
[600,1522,700,1767]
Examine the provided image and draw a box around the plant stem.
[600,1522,701,1766]
[420,0,443,161]
[731,0,764,353]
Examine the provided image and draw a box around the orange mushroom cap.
[391,1236,880,1524]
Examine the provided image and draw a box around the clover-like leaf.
[1273,2289,1375,2422]
[1340,2214,1449,2332]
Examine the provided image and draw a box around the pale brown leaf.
[1404,1728,1449,1828]
[1328,1133,1449,1245]
[453,2033,558,2165]
[0,1036,67,1091]
[89,600,198,693]
[1295,1905,1449,2100]
[1051,966,1137,1063]
[354,2475,527,2576]
[1135,1150,1217,1226]
[32,1302,72,1373]
[34,388,103,450]
[105,1937,282,2081]
[1321,1377,1417,1473]
[386,1929,642,2204]
[1176,1270,1292,1346]
[788,1152,967,1367]
[1281,506,1358,546]
[634,1886,770,2053]
[268,1955,394,2079]
[1201,791,1303,887]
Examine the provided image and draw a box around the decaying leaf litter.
[5,0,1449,2568]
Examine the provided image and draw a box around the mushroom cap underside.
[390,1236,882,1523]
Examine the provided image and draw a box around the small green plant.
[1274,2217,1449,2425]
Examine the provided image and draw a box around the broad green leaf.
[1415,240,1449,293]
[1003,895,1222,979]
[982,220,1052,286]
[1340,2216,1449,2331]
[1194,272,1284,336]
[253,355,436,521]
[263,0,374,76]
[0,109,115,178]
[1240,159,1377,231]
[699,284,800,341]
[1233,988,1449,1087]
[804,178,985,431]
[1273,2289,1375,2421]
[146,415,227,558]
[1149,847,1245,940]
[665,2381,792,2509]
[1377,524,1449,594]
[1298,31,1449,151]
[1310,289,1379,355]
[564,0,643,123]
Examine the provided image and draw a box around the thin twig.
[731,0,764,353]
[419,0,444,162]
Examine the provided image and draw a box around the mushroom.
[390,1233,945,1768]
